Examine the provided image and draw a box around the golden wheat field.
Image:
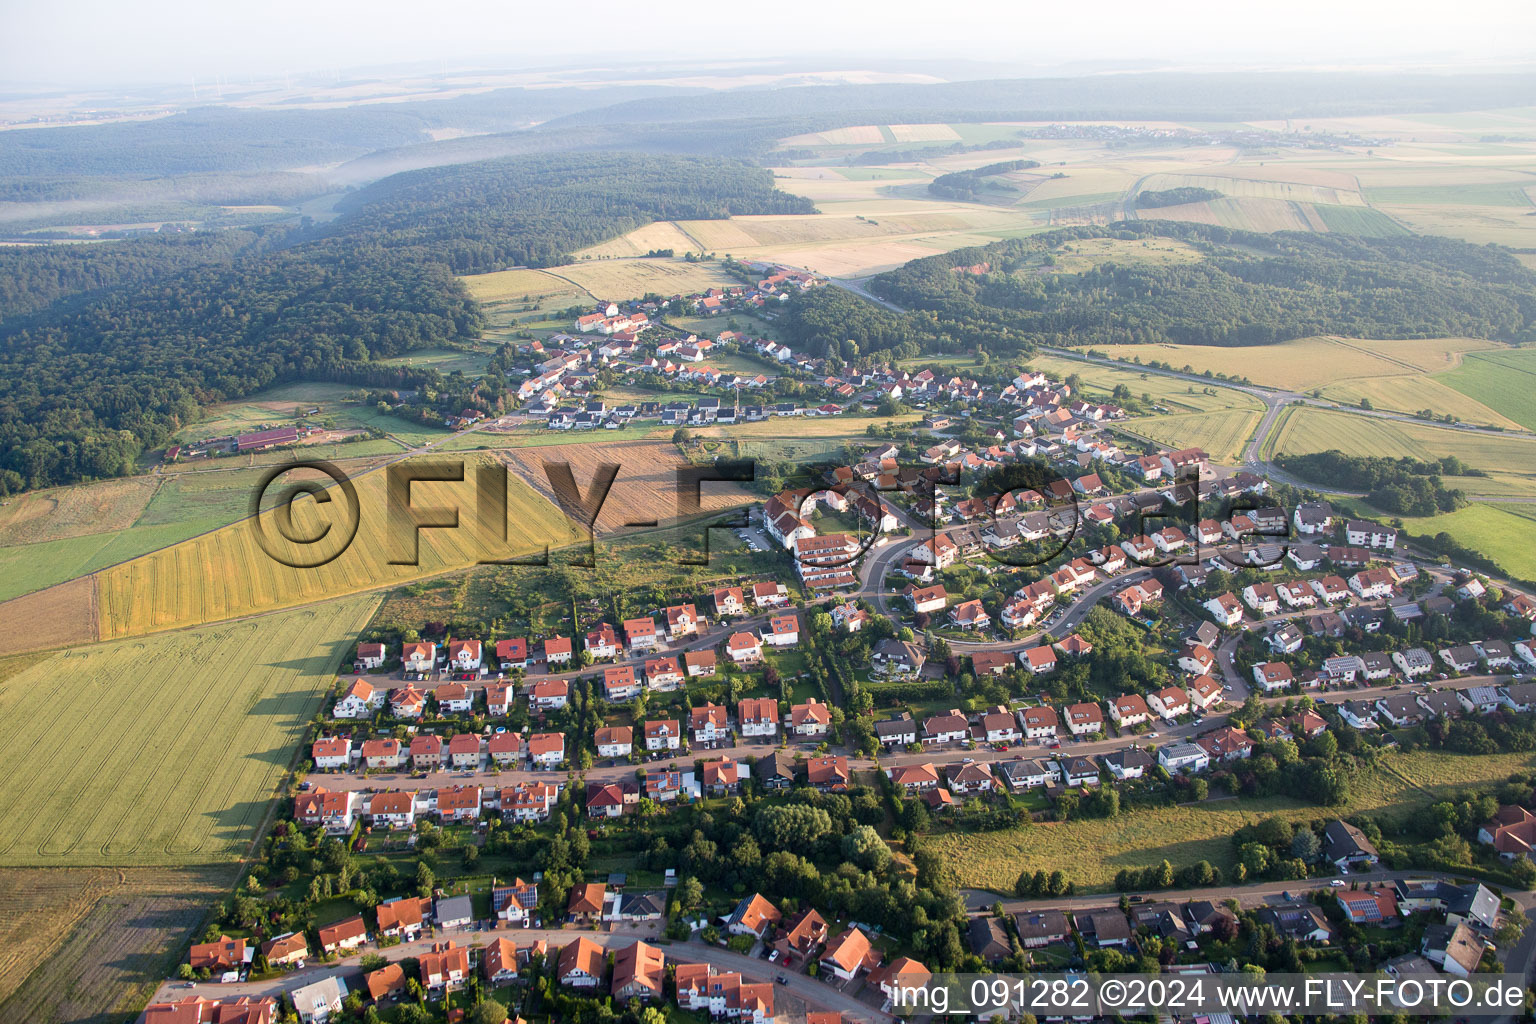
[94,454,581,639]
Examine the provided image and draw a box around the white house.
[333,679,384,719]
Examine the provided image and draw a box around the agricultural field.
[548,257,744,299]
[0,865,233,1024]
[0,454,406,604]
[0,594,378,866]
[1437,347,1536,431]
[929,749,1536,893]
[0,576,98,656]
[503,438,754,535]
[1092,337,1524,427]
[1121,408,1263,463]
[93,453,581,639]
[1267,406,1536,495]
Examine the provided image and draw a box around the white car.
[1330,879,1345,887]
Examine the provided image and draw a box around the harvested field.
[1137,196,1323,233]
[0,865,234,1024]
[0,595,378,866]
[503,439,753,534]
[0,575,97,656]
[0,476,160,547]
[1136,171,1368,207]
[95,454,579,639]
[573,220,703,259]
[889,123,962,143]
[780,124,886,146]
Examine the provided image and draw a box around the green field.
[1313,205,1413,236]
[0,595,379,866]
[1396,503,1536,581]
[1364,184,1536,207]
[929,749,1536,892]
[1437,347,1536,431]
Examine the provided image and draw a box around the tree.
[467,998,511,1024]
[1290,829,1321,863]
[841,825,893,872]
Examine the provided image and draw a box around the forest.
[326,152,814,273]
[0,152,812,494]
[869,221,1536,350]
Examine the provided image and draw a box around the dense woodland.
[327,153,814,273]
[870,221,1536,349]
[0,153,809,493]
[1135,186,1223,208]
[1274,450,1475,516]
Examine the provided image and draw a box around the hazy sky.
[3,0,1534,89]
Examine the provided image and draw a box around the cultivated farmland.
[503,438,754,534]
[545,257,743,300]
[0,595,378,867]
[0,576,98,656]
[94,453,580,639]
[1437,347,1536,431]
[1121,408,1263,462]
[1268,406,1536,489]
[0,865,233,1023]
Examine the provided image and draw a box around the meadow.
[1394,503,1536,581]
[1088,336,1524,428]
[0,595,378,867]
[94,453,581,640]
[928,749,1536,893]
[1025,353,1264,415]
[1092,336,1500,392]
